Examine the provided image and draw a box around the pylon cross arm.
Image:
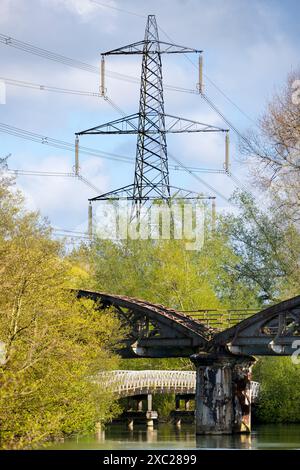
[76,113,139,135]
[76,113,228,135]
[157,41,202,54]
[103,40,201,56]
[164,114,228,133]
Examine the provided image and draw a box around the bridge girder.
[75,289,300,358]
[75,289,215,358]
[213,295,300,356]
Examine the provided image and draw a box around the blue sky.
[0,0,299,234]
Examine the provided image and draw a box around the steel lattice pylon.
[133,15,170,213]
[76,15,227,221]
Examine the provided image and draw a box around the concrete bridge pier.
[191,354,255,434]
[125,394,157,429]
[171,394,195,427]
[174,396,182,428]
[146,393,154,427]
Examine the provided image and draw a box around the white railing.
[96,370,260,400]
[250,380,260,400]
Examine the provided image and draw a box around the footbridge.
[98,369,260,401]
[97,370,259,428]
[76,289,300,435]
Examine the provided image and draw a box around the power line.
[6,168,102,193]
[86,0,259,125]
[172,166,225,174]
[0,34,260,160]
[0,122,133,164]
[0,29,255,204]
[77,174,101,193]
[0,33,98,73]
[200,93,261,156]
[53,231,91,241]
[0,31,258,146]
[1,76,103,98]
[156,24,258,126]
[0,33,196,95]
[54,228,90,235]
[0,121,225,175]
[202,75,258,126]
[8,169,74,177]
[168,150,231,204]
[89,0,146,18]
[0,30,257,126]
[3,11,283,269]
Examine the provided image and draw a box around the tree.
[233,70,300,423]
[241,70,300,223]
[221,191,300,302]
[0,176,123,449]
[77,228,259,313]
[253,357,300,423]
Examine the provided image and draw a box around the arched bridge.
[76,289,300,358]
[212,295,300,356]
[96,370,260,402]
[76,290,214,357]
[75,289,298,434]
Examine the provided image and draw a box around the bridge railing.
[98,370,196,395]
[95,370,260,401]
[188,309,258,329]
[250,381,260,401]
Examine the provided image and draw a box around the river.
[46,423,300,450]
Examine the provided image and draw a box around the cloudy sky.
[0,0,299,235]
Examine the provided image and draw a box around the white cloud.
[41,0,117,21]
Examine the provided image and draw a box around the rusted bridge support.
[191,354,255,434]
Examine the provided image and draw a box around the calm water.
[46,423,300,450]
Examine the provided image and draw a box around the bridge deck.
[96,370,260,401]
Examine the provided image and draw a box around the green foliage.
[153,394,177,419]
[0,176,123,449]
[221,191,300,302]
[253,357,300,423]
[77,228,259,313]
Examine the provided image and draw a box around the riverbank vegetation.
[0,177,123,449]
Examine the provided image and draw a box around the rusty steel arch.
[75,289,216,358]
[213,294,300,356]
[75,289,300,358]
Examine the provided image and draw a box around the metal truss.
[75,289,214,357]
[102,40,202,55]
[76,113,227,135]
[213,294,300,356]
[89,183,215,202]
[76,289,300,359]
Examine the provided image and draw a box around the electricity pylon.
[76,15,228,221]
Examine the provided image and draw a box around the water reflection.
[196,433,252,449]
[47,424,300,450]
